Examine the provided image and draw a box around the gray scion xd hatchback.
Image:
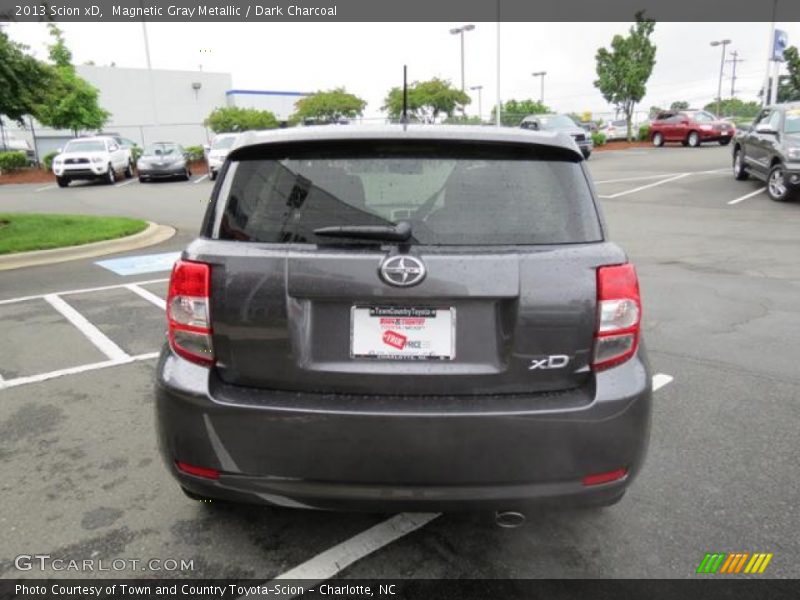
[156,125,652,512]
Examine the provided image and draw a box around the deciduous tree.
[292,87,366,124]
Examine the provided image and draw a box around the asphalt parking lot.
[1,144,798,581]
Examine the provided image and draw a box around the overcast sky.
[6,21,800,120]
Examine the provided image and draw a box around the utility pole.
[726,51,744,97]
[449,24,475,92]
[710,39,731,117]
[470,85,483,122]
[532,71,547,104]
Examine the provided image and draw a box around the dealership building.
[3,65,310,157]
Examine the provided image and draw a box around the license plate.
[350,306,455,360]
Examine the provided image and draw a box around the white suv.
[52,136,132,187]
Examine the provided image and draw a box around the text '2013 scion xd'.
[155,125,652,512]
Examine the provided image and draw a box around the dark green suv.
[732,103,800,202]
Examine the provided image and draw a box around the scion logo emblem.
[379,255,426,287]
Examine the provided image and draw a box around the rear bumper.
[155,346,652,511]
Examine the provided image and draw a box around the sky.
[5,21,800,121]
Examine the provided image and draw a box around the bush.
[0,151,28,173]
[184,145,204,161]
[638,123,651,141]
[130,145,143,161]
[591,131,607,147]
[43,151,59,171]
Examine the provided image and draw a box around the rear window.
[212,142,602,246]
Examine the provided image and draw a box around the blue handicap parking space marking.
[95,251,181,276]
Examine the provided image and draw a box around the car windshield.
[537,115,578,130]
[212,137,236,150]
[216,144,602,246]
[691,112,715,122]
[784,109,800,134]
[64,141,106,153]
[145,143,178,156]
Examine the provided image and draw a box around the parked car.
[599,119,630,141]
[732,103,800,202]
[0,136,37,166]
[649,110,734,147]
[205,133,239,180]
[520,114,593,158]
[579,121,599,133]
[52,136,132,187]
[137,142,191,182]
[156,125,651,514]
[93,133,138,172]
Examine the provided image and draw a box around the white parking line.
[116,179,137,187]
[126,284,166,310]
[727,187,766,205]
[0,278,169,306]
[0,352,159,390]
[44,294,130,361]
[193,174,209,184]
[598,172,692,199]
[251,372,675,595]
[35,184,57,192]
[594,173,685,185]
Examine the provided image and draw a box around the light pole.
[470,85,483,122]
[710,39,731,117]
[532,71,547,105]
[450,24,475,91]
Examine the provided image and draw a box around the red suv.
[649,110,735,147]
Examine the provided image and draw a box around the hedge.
[0,151,28,173]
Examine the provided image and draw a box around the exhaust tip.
[495,510,526,528]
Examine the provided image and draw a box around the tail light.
[592,264,641,370]
[167,259,214,366]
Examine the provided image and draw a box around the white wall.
[226,90,310,121]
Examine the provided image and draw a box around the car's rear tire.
[733,148,749,181]
[767,164,793,202]
[56,176,69,188]
[106,165,116,184]
[687,131,701,147]
[719,138,731,146]
[652,132,664,147]
[124,161,133,178]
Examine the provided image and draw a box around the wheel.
[733,148,749,181]
[124,161,133,178]
[181,168,190,181]
[719,138,731,146]
[106,164,116,184]
[582,150,591,160]
[652,132,664,147]
[209,170,217,181]
[56,177,69,188]
[687,131,701,147]
[767,164,793,202]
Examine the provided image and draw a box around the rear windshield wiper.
[313,221,412,242]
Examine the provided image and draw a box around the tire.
[209,170,217,181]
[767,164,793,202]
[124,161,133,178]
[652,132,664,147]
[582,150,591,160]
[181,168,190,181]
[719,138,731,146]
[56,177,69,188]
[687,131,701,147]
[106,164,116,185]
[733,148,749,181]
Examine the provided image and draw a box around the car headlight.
[53,159,62,166]
[787,147,800,160]
[137,160,147,169]
[91,156,104,163]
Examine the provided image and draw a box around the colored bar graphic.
[700,552,773,574]
[697,553,727,574]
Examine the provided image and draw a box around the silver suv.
[156,126,651,513]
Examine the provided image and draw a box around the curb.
[0,221,176,271]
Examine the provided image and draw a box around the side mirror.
[755,124,777,135]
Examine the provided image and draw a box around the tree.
[489,99,551,127]
[778,46,800,102]
[0,27,54,130]
[35,25,109,136]
[594,13,657,141]
[702,98,761,120]
[670,100,689,110]
[204,106,279,133]
[291,87,366,124]
[383,78,470,123]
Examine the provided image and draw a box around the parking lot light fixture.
[450,24,476,91]
[532,71,547,105]
[470,85,483,121]
[710,39,732,117]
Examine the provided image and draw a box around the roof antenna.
[401,65,408,128]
